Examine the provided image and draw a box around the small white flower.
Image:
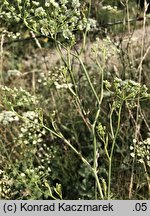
[46,0,59,8]
[72,0,80,8]
[130,152,135,158]
[32,1,40,6]
[130,146,134,150]
[33,140,37,145]
[24,140,28,145]
[20,173,26,177]
[133,139,136,144]
[35,7,46,17]
[138,159,144,164]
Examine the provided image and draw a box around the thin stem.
[91,43,105,199]
[11,106,104,199]
[142,161,150,199]
[108,104,122,199]
[56,43,91,131]
[78,56,100,105]
[79,0,92,54]
[92,169,104,200]
[0,33,4,85]
[92,108,101,199]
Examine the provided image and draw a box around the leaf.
[54,183,62,199]
[45,182,56,200]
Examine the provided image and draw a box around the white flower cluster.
[35,7,46,17]
[37,66,73,91]
[54,82,73,90]
[0,85,38,108]
[22,111,38,121]
[86,18,97,31]
[32,1,40,7]
[45,0,59,8]
[1,0,96,44]
[92,36,119,62]
[0,171,13,198]
[7,69,21,78]
[130,138,150,167]
[17,110,46,147]
[0,111,19,125]
[36,142,56,173]
[0,29,20,39]
[104,78,150,109]
[102,5,118,12]
[71,0,80,8]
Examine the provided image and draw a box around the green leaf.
[54,183,62,199]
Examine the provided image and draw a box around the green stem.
[108,104,122,199]
[93,169,104,200]
[80,0,92,54]
[92,107,101,199]
[11,106,104,199]
[78,56,100,105]
[56,43,91,131]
